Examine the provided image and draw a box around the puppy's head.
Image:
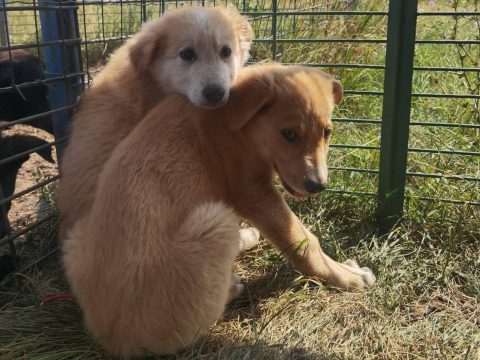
[227,64,343,198]
[129,7,253,109]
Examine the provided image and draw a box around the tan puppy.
[63,64,375,358]
[57,7,253,238]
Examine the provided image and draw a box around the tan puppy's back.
[64,64,373,357]
[63,97,241,356]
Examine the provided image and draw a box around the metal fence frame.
[0,0,479,279]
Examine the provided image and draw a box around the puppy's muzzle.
[202,84,226,106]
[304,178,327,194]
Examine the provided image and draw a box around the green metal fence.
[2,0,479,265]
[77,0,478,227]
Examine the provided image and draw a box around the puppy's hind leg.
[239,227,260,253]
[228,227,260,303]
[227,273,245,302]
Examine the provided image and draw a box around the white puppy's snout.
[202,84,226,105]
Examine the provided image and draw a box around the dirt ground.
[2,124,59,231]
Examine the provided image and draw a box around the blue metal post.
[39,0,82,164]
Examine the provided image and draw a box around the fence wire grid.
[0,0,479,280]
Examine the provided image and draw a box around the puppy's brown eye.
[281,129,298,143]
[179,48,196,62]
[220,46,232,59]
[324,128,332,139]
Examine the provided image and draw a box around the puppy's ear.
[129,23,165,74]
[223,7,254,64]
[227,72,274,131]
[310,68,343,106]
[332,79,343,105]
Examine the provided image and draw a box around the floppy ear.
[129,23,165,74]
[332,79,343,105]
[223,7,254,65]
[227,72,274,131]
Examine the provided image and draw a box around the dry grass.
[0,193,479,359]
[0,0,479,359]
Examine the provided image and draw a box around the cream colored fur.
[57,7,253,238]
[63,64,375,358]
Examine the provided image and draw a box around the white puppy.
[57,7,254,238]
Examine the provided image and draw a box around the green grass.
[1,0,479,358]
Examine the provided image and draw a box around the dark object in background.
[0,134,54,280]
[0,134,54,239]
[0,50,53,134]
[0,253,14,281]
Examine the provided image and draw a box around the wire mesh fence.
[0,0,479,281]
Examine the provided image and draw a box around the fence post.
[141,0,147,22]
[38,0,83,165]
[271,0,277,61]
[377,0,418,230]
[0,0,6,47]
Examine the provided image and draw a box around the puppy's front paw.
[343,259,376,288]
[343,259,360,269]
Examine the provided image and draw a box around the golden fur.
[63,64,375,357]
[57,7,253,238]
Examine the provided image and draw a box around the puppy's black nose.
[202,84,226,104]
[304,179,326,194]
